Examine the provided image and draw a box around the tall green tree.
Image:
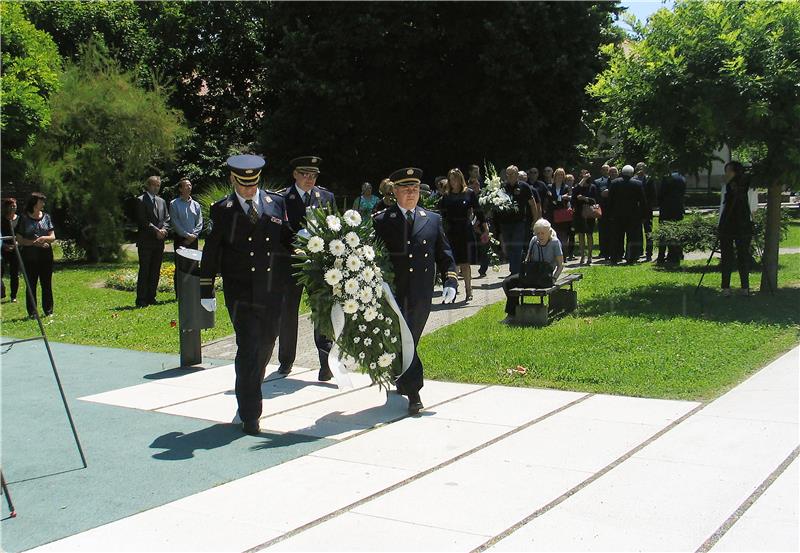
[30,44,190,261]
[260,1,620,190]
[22,1,268,189]
[0,2,61,185]
[589,0,800,292]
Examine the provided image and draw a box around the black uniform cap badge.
[407,169,414,176]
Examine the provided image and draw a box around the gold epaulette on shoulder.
[372,209,386,218]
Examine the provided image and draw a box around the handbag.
[581,203,602,219]
[518,244,555,288]
[553,207,573,224]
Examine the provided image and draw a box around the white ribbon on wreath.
[327,281,415,389]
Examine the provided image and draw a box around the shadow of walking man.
[150,423,245,460]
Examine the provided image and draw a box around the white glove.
[297,228,311,240]
[442,286,457,304]
[201,298,217,312]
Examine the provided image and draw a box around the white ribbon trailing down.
[327,281,415,389]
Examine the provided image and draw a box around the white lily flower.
[345,231,360,248]
[326,215,342,231]
[307,236,324,253]
[324,268,343,286]
[343,210,362,227]
[329,239,346,256]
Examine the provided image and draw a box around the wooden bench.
[507,273,583,326]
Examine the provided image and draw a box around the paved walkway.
[25,346,798,552]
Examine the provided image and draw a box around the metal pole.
[695,237,719,295]
[3,233,87,468]
[1,470,16,518]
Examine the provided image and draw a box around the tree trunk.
[759,181,781,293]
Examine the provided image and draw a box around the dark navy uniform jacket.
[199,190,292,305]
[373,204,457,337]
[280,184,336,235]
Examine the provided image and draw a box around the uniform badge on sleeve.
[271,216,282,225]
[419,210,427,216]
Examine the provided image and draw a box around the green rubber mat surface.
[0,338,333,552]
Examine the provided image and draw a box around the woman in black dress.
[571,170,598,265]
[1,197,20,302]
[16,192,56,317]
[438,168,486,302]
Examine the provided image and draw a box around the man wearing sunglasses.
[278,156,336,381]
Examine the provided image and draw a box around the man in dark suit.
[608,165,647,263]
[373,167,458,414]
[593,164,611,260]
[277,156,336,381]
[199,155,292,435]
[657,167,687,264]
[636,162,658,261]
[135,175,170,307]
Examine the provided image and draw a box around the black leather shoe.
[242,420,261,435]
[407,392,423,414]
[278,364,292,375]
[318,367,333,381]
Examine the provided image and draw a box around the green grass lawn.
[419,254,800,401]
[0,258,309,353]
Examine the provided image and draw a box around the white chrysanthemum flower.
[390,336,398,343]
[333,258,343,269]
[364,337,372,346]
[324,268,343,286]
[343,210,362,227]
[384,328,391,336]
[344,231,360,248]
[343,299,359,314]
[358,352,365,360]
[375,286,384,299]
[361,245,375,261]
[344,278,359,295]
[326,215,342,231]
[363,306,378,322]
[353,336,361,344]
[361,267,375,282]
[306,236,325,253]
[329,239,346,256]
[378,353,393,368]
[358,287,373,303]
[346,254,362,272]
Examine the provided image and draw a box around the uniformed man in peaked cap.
[277,156,336,381]
[372,167,458,414]
[199,154,292,435]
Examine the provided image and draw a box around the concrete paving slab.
[30,503,281,553]
[79,381,216,411]
[266,512,489,552]
[711,457,799,552]
[428,385,585,427]
[490,457,761,552]
[349,394,695,537]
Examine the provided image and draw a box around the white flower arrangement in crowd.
[478,162,518,214]
[294,208,401,389]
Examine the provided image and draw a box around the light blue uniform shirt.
[169,196,203,238]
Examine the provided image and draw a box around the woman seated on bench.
[502,218,564,318]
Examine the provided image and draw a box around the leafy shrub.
[195,182,232,231]
[652,209,791,259]
[57,239,86,262]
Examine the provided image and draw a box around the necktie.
[405,209,414,233]
[304,192,312,208]
[246,199,258,224]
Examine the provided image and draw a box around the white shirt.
[235,190,262,217]
[294,183,314,205]
[146,192,156,203]
[398,205,416,221]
